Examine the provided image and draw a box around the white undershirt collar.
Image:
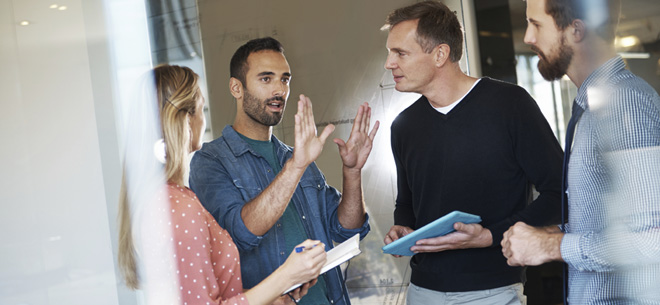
[432,78,482,114]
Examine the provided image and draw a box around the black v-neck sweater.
[391,77,563,292]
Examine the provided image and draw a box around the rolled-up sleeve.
[316,169,370,243]
[189,149,263,252]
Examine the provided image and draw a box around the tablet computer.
[382,211,481,256]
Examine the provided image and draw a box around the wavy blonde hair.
[118,65,202,289]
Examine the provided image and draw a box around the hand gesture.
[292,95,335,170]
[411,222,492,253]
[334,102,380,171]
[384,225,414,258]
[501,222,563,266]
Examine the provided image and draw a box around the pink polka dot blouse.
[165,183,249,305]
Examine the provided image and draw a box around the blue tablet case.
[382,211,482,256]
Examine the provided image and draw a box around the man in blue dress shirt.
[502,0,660,303]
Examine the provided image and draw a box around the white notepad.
[284,233,361,294]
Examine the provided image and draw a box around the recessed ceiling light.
[19,21,30,26]
[619,52,651,59]
[615,35,640,48]
[49,4,58,9]
[58,6,67,10]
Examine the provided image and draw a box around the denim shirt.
[190,125,370,305]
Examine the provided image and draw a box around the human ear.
[434,44,450,67]
[570,19,586,42]
[229,77,243,100]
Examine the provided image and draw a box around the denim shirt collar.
[221,125,292,159]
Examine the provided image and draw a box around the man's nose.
[274,81,287,96]
[384,53,396,70]
[523,26,535,45]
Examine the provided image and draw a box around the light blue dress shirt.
[561,56,660,304]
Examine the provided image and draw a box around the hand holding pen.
[279,239,326,299]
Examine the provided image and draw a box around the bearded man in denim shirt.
[189,37,379,305]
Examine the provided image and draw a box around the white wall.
[0,0,479,304]
[0,0,140,304]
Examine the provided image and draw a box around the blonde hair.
[118,65,202,289]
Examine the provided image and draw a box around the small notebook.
[284,233,362,294]
[382,211,481,256]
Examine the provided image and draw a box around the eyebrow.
[256,71,292,77]
[388,47,406,53]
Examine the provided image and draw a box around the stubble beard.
[243,88,285,127]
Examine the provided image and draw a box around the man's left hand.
[334,102,379,171]
[411,222,492,253]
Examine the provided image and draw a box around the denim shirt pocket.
[231,178,263,201]
[298,174,327,218]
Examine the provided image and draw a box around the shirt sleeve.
[561,86,660,272]
[391,119,417,228]
[486,89,564,246]
[168,188,249,305]
[189,149,263,252]
[307,163,371,243]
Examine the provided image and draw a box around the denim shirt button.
[276,223,281,227]
[302,215,306,220]
[330,300,334,304]
[317,184,321,188]
[280,251,285,256]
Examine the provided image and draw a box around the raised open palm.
[333,102,380,170]
[291,94,335,169]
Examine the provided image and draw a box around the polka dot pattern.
[164,183,248,305]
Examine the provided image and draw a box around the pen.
[295,244,318,253]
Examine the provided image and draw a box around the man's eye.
[282,78,290,84]
[261,77,270,82]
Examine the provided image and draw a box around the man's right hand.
[384,225,414,258]
[291,94,335,170]
[501,222,564,266]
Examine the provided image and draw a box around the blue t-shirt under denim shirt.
[236,132,328,304]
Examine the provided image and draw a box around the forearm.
[243,267,295,305]
[337,166,366,229]
[241,160,306,236]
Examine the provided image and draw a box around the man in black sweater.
[381,1,563,304]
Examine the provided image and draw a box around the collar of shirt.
[575,56,626,110]
[221,125,292,159]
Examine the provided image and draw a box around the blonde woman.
[118,65,325,305]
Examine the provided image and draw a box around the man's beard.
[534,36,574,81]
[243,88,285,126]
